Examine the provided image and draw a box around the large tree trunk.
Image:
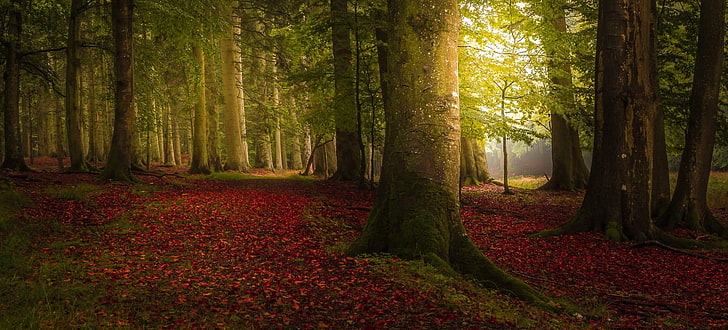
[66,0,92,171]
[188,45,211,174]
[206,51,223,173]
[330,0,361,181]
[348,0,550,306]
[4,1,28,168]
[1,0,30,171]
[539,8,589,191]
[650,0,671,216]
[100,0,135,182]
[540,0,658,241]
[659,0,727,237]
[221,6,248,172]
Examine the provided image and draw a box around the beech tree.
[659,0,727,237]
[539,0,658,241]
[330,0,362,181]
[221,3,249,172]
[348,0,550,306]
[101,0,135,181]
[537,2,589,191]
[65,0,92,171]
[188,45,211,174]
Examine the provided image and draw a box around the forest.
[1,0,727,328]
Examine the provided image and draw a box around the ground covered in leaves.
[2,162,727,328]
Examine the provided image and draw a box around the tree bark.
[188,45,211,174]
[539,8,589,191]
[101,0,135,181]
[540,0,658,241]
[460,137,490,186]
[330,0,361,181]
[348,0,550,306]
[650,0,670,216]
[221,5,248,172]
[1,0,30,171]
[66,0,92,171]
[659,0,727,237]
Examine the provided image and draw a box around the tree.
[538,3,589,191]
[100,0,135,181]
[460,137,490,186]
[2,0,30,171]
[330,0,362,181]
[65,0,92,171]
[348,0,550,306]
[659,0,727,237]
[188,45,211,174]
[220,3,249,172]
[539,0,658,241]
[1,0,31,171]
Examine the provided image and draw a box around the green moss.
[605,221,624,242]
[45,183,102,201]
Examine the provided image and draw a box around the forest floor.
[1,158,727,328]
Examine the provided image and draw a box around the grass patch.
[44,183,102,201]
[0,188,102,327]
[707,172,728,209]
[507,176,548,190]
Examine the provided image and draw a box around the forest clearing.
[1,159,727,328]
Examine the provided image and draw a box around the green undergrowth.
[44,183,102,201]
[0,187,107,328]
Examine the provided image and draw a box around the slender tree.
[659,0,727,237]
[101,0,135,181]
[1,0,30,171]
[539,0,658,241]
[348,0,550,306]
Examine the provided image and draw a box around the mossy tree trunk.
[540,0,658,242]
[189,45,211,175]
[330,0,361,181]
[66,0,92,172]
[460,137,490,186]
[539,8,588,191]
[659,0,727,237]
[1,0,30,171]
[221,4,248,172]
[348,0,550,306]
[101,0,135,182]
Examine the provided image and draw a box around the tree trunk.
[650,0,670,216]
[330,0,361,181]
[100,0,135,181]
[189,45,211,174]
[221,6,247,172]
[1,0,30,171]
[66,0,91,171]
[206,53,223,173]
[348,0,550,307]
[540,0,658,242]
[659,0,727,237]
[460,137,490,186]
[539,9,589,191]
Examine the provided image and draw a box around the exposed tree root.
[631,240,728,262]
